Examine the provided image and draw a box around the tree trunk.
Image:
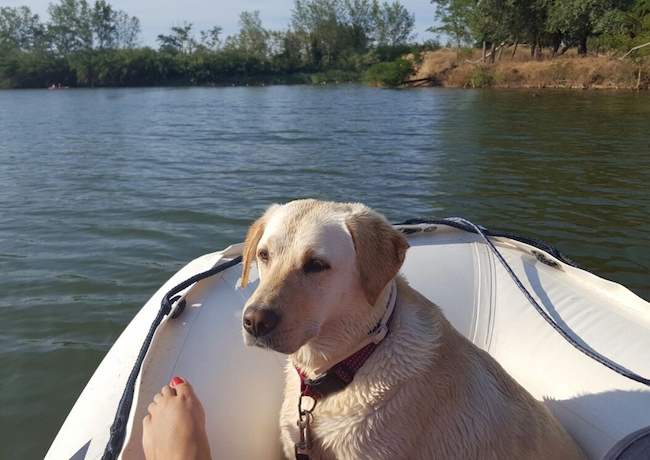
[578,37,587,55]
[511,40,518,58]
[498,44,505,62]
[638,67,642,90]
[552,38,560,57]
[482,41,487,62]
[490,42,496,63]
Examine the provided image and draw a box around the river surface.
[0,85,649,458]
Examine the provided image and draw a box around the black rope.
[397,218,650,387]
[397,218,584,269]
[101,255,243,460]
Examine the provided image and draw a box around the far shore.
[3,49,648,91]
[405,48,649,91]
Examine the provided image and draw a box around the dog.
[240,199,586,460]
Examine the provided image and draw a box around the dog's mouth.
[243,323,319,355]
[244,332,301,354]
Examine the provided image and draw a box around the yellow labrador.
[241,199,586,460]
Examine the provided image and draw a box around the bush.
[363,58,415,87]
[466,68,494,88]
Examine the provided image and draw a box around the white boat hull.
[46,223,650,460]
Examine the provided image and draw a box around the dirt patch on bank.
[408,48,649,90]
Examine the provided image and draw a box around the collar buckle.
[303,361,353,400]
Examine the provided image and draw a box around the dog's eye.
[258,249,269,263]
[303,258,330,273]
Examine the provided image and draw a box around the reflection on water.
[0,86,648,458]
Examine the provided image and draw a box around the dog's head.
[240,199,409,354]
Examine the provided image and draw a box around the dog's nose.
[243,307,279,337]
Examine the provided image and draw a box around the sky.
[6,0,439,47]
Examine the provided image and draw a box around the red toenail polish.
[170,376,184,387]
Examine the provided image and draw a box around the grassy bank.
[407,49,650,90]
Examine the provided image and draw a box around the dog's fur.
[241,199,586,460]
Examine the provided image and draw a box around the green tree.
[199,26,222,51]
[600,0,650,86]
[546,0,615,54]
[157,22,195,54]
[91,0,116,49]
[373,1,416,46]
[0,6,46,51]
[224,11,270,59]
[114,10,140,49]
[343,0,375,52]
[473,0,549,60]
[429,0,476,60]
[47,0,92,54]
[293,0,346,67]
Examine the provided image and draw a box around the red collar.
[295,280,397,402]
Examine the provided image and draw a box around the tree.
[172,22,196,53]
[429,0,476,60]
[269,29,304,71]
[48,0,137,52]
[226,11,270,59]
[344,0,376,51]
[546,0,614,54]
[199,26,222,51]
[157,22,195,54]
[472,0,549,60]
[0,6,46,52]
[373,1,416,46]
[345,0,376,38]
[47,0,92,54]
[114,11,140,49]
[600,0,650,87]
[91,0,116,49]
[293,0,346,67]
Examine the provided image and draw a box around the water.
[0,85,648,459]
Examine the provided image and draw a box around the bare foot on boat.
[143,377,212,460]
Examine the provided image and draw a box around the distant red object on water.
[48,84,69,90]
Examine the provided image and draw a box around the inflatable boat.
[45,219,650,460]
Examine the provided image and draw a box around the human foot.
[142,377,212,460]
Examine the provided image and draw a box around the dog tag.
[294,411,311,460]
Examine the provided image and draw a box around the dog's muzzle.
[243,306,280,338]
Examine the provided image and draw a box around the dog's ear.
[241,216,266,288]
[346,207,409,305]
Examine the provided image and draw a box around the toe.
[161,385,176,397]
[173,380,195,397]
